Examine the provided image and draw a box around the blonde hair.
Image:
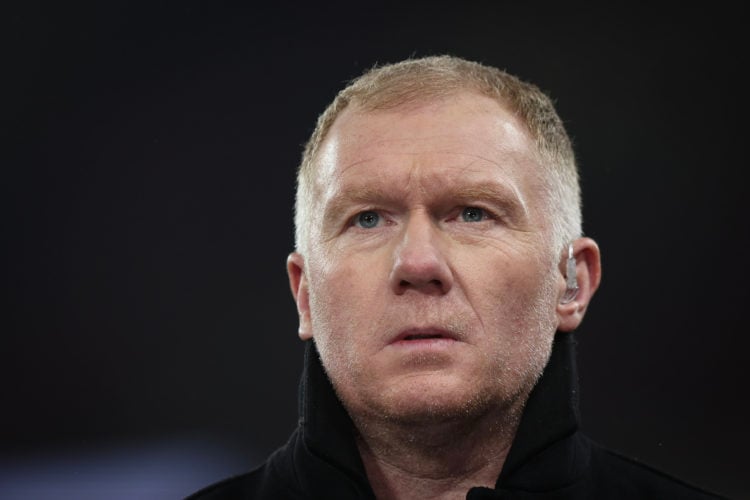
[294,55,581,255]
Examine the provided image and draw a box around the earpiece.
[560,243,579,304]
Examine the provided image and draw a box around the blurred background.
[3,2,747,498]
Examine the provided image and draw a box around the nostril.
[398,278,443,291]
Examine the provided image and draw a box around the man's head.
[286,55,601,427]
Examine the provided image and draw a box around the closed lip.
[390,327,460,344]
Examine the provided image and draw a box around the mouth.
[391,327,459,344]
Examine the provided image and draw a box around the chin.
[369,377,497,424]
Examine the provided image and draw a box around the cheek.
[306,258,385,355]
[463,253,558,338]
[472,266,558,392]
[309,245,392,310]
[305,261,392,402]
[310,263,375,318]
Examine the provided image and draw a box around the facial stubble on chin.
[322,329,554,430]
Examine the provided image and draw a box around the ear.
[556,237,601,332]
[287,252,312,340]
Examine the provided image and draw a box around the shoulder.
[184,469,259,500]
[587,440,728,499]
[184,448,303,500]
[184,467,279,500]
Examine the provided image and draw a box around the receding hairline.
[321,89,531,158]
[304,65,545,169]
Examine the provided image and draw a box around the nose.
[389,212,454,295]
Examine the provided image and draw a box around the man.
[188,56,724,499]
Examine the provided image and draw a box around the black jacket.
[187,332,727,499]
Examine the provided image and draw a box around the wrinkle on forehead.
[316,144,540,219]
[318,138,538,185]
[316,93,537,179]
[310,92,548,226]
[322,133,533,177]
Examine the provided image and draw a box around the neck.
[353,400,524,500]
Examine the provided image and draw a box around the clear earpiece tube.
[561,243,579,304]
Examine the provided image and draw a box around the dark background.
[3,2,748,499]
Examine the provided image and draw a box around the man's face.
[290,91,564,424]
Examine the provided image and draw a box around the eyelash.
[348,206,498,229]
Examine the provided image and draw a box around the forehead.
[311,92,544,221]
[315,92,540,188]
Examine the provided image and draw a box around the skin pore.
[287,91,600,499]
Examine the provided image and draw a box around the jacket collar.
[298,338,367,484]
[495,331,589,492]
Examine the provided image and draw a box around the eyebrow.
[446,182,530,222]
[321,185,400,228]
[451,183,527,209]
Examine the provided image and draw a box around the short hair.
[294,55,581,255]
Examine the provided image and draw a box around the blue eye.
[461,207,485,222]
[355,211,380,228]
